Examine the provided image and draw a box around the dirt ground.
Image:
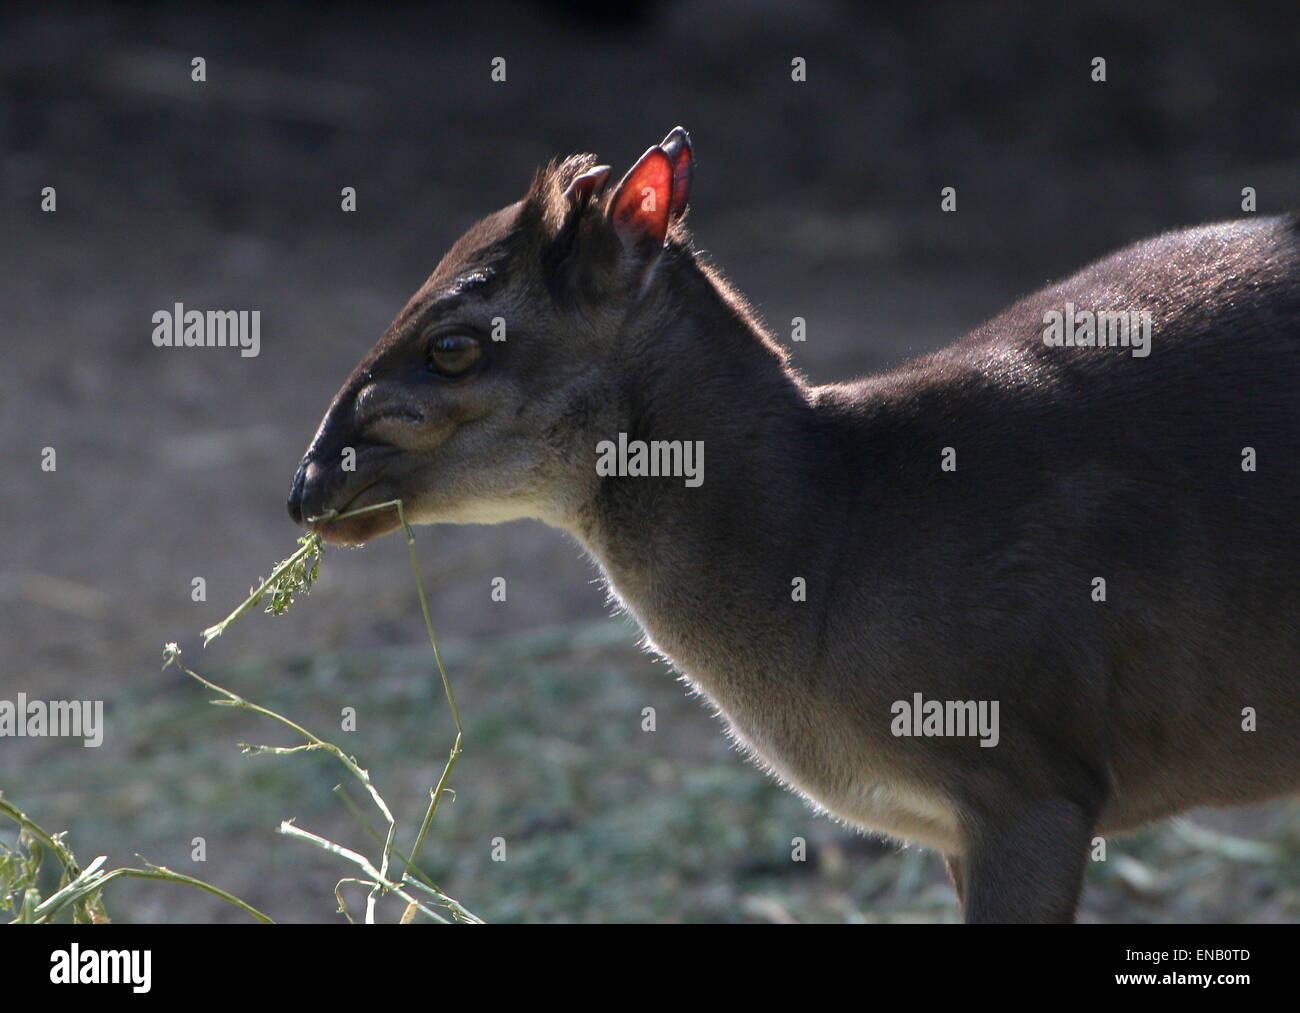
[2,1,1297,922]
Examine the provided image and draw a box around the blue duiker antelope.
[288,127,1300,922]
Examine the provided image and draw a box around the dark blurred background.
[2,1,1297,922]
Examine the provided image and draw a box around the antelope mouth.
[309,481,405,546]
[285,439,406,546]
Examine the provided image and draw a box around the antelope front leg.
[959,798,1097,923]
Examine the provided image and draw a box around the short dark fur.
[289,134,1300,922]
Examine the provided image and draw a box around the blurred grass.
[4,618,1297,922]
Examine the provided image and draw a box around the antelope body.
[288,128,1300,922]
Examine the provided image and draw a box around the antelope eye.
[425,334,482,377]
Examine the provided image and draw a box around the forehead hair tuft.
[526,153,604,232]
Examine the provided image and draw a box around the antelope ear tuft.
[608,145,674,251]
[658,126,693,220]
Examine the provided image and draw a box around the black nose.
[287,458,309,524]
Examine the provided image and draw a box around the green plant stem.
[201,535,321,645]
[166,496,472,923]
[71,865,273,924]
[165,645,400,924]
[1,793,272,924]
[309,499,466,885]
[277,821,448,923]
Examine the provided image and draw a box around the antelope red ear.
[658,126,693,220]
[608,145,673,250]
[564,165,611,207]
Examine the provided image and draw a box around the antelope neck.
[573,263,843,682]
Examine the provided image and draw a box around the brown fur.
[289,133,1300,922]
